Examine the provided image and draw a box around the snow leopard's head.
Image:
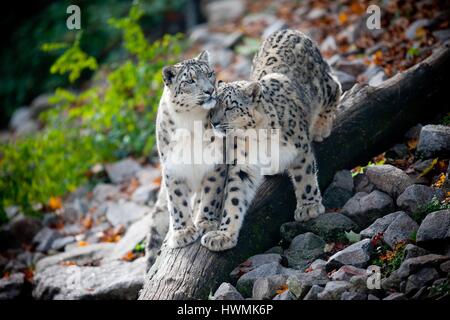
[211,80,264,137]
[162,51,217,112]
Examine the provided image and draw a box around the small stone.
[280,222,309,243]
[105,158,142,184]
[334,70,356,91]
[405,124,423,140]
[405,19,430,40]
[440,260,450,273]
[416,125,450,158]
[334,59,367,77]
[307,8,327,20]
[341,191,394,228]
[433,29,450,42]
[383,292,406,300]
[106,201,149,227]
[416,209,450,245]
[317,281,352,300]
[51,236,76,251]
[326,239,373,271]
[353,173,375,194]
[8,216,43,245]
[397,185,435,213]
[341,292,367,300]
[322,170,354,209]
[131,184,158,204]
[360,211,403,238]
[359,65,384,83]
[252,275,288,300]
[385,144,409,160]
[262,20,288,39]
[272,290,294,300]
[286,269,329,299]
[404,244,429,260]
[405,267,439,296]
[383,212,419,248]
[309,259,327,272]
[33,227,62,252]
[92,184,121,203]
[367,294,380,300]
[331,265,366,281]
[395,254,449,279]
[205,0,245,25]
[0,273,25,300]
[213,283,244,300]
[236,262,294,297]
[365,165,413,198]
[368,71,387,87]
[301,285,323,300]
[412,159,435,173]
[230,254,282,281]
[320,35,337,52]
[284,233,325,269]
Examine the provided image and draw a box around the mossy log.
[139,43,450,300]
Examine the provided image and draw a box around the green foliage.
[0,3,184,216]
[412,196,450,223]
[371,242,407,278]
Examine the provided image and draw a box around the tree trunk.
[139,44,450,300]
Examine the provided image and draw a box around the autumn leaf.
[78,241,89,247]
[48,196,62,211]
[122,251,136,262]
[152,176,162,186]
[275,284,288,295]
[61,261,77,266]
[338,12,348,24]
[419,158,438,177]
[82,216,93,229]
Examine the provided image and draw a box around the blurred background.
[0,0,449,300]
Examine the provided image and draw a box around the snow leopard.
[202,29,342,251]
[145,51,227,262]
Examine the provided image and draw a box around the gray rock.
[322,170,354,209]
[412,159,435,173]
[213,283,244,300]
[35,243,115,272]
[395,254,449,279]
[334,59,367,77]
[33,227,62,252]
[385,143,409,159]
[365,165,413,198]
[272,290,294,300]
[368,71,387,87]
[334,70,356,91]
[404,244,429,260]
[265,246,283,255]
[303,285,324,300]
[405,19,430,40]
[433,29,450,42]
[307,8,327,20]
[405,124,423,140]
[207,47,234,69]
[8,216,43,245]
[105,158,142,184]
[51,236,76,251]
[331,265,366,281]
[383,292,406,300]
[317,281,352,300]
[440,260,450,273]
[236,262,295,298]
[262,19,288,39]
[284,232,325,269]
[286,269,329,299]
[326,239,373,271]
[397,185,435,213]
[33,257,145,300]
[309,259,327,272]
[106,201,149,227]
[416,209,450,245]
[205,0,245,25]
[416,125,450,158]
[92,184,121,203]
[367,294,380,300]
[341,292,367,300]
[383,212,419,248]
[230,254,282,281]
[353,173,375,193]
[360,65,384,83]
[405,267,439,295]
[131,184,158,204]
[341,191,394,228]
[0,273,24,300]
[252,275,288,300]
[360,211,404,238]
[320,35,337,52]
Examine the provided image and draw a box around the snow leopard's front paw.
[195,219,219,236]
[294,203,325,222]
[312,116,334,142]
[201,230,237,251]
[167,226,199,248]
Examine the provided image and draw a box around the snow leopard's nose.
[204,87,214,96]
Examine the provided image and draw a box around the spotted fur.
[202,30,341,251]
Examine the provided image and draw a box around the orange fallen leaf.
[23,268,34,282]
[275,284,288,295]
[48,196,62,211]
[61,261,77,267]
[152,176,162,186]
[338,12,348,24]
[122,251,136,262]
[78,241,89,247]
[82,216,93,230]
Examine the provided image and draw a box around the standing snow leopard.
[202,29,342,251]
[146,51,227,258]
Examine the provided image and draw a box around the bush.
[0,4,183,219]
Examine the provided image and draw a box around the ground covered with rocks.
[1,0,449,300]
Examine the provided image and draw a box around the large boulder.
[284,233,325,270]
[341,191,394,228]
[365,165,413,198]
[33,257,145,300]
[416,209,450,245]
[397,185,435,213]
[416,125,450,158]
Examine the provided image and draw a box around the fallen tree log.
[139,43,450,300]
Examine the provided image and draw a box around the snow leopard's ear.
[196,50,210,64]
[162,65,177,87]
[217,80,225,89]
[244,82,261,102]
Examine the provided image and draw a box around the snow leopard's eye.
[208,71,214,78]
[186,78,195,84]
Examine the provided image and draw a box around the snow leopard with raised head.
[202,29,342,251]
[145,51,227,260]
